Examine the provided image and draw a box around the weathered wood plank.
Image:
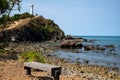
[24,62,61,80]
[24,62,61,73]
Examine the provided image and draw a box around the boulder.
[103,45,115,48]
[60,40,83,49]
[65,35,87,42]
[65,35,73,39]
[84,45,105,51]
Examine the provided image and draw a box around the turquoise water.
[50,36,120,69]
[79,36,120,56]
[78,36,120,45]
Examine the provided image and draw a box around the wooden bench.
[24,62,61,80]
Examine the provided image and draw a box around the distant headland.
[0,13,64,42]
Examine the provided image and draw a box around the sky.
[12,0,120,36]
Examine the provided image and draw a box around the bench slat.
[24,62,61,73]
[24,62,61,80]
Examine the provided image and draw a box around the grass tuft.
[19,51,45,63]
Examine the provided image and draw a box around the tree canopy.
[0,0,22,31]
[0,0,9,15]
[0,0,21,16]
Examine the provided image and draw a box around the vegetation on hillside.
[27,16,64,41]
[0,0,64,42]
[0,12,34,25]
[0,15,64,42]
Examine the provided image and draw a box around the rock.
[84,45,97,51]
[96,47,105,51]
[84,46,92,51]
[65,35,88,42]
[60,40,83,49]
[65,35,73,39]
[83,39,87,42]
[83,60,89,64]
[87,39,97,43]
[84,45,105,51]
[104,45,115,48]
[0,16,65,42]
[0,43,8,49]
[75,43,83,48]
[109,48,115,52]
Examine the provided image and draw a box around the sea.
[49,36,120,69]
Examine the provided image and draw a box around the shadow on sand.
[30,75,53,80]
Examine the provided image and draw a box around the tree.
[0,0,9,15]
[11,14,20,21]
[20,12,33,19]
[0,0,22,31]
[0,0,21,16]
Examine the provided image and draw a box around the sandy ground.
[0,60,89,80]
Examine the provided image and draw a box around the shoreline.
[46,54,120,79]
[0,42,120,80]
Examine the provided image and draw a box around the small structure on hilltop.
[30,4,34,15]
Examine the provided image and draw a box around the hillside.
[0,16,65,42]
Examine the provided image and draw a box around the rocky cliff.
[0,16,65,42]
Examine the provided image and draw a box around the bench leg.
[53,70,61,80]
[54,75,60,80]
[24,67,31,75]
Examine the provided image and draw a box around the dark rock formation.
[84,45,105,51]
[0,16,64,42]
[65,35,87,42]
[103,45,115,48]
[65,35,73,39]
[60,40,83,49]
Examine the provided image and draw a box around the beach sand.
[0,60,89,80]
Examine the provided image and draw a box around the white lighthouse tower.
[30,4,34,15]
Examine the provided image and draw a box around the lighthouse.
[30,4,34,15]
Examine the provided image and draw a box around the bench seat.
[24,62,61,80]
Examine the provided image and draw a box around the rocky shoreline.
[0,42,119,80]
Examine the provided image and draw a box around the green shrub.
[11,14,20,21]
[19,51,45,63]
[0,49,7,54]
[20,12,33,19]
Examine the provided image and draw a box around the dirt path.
[5,19,29,30]
[0,60,89,80]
